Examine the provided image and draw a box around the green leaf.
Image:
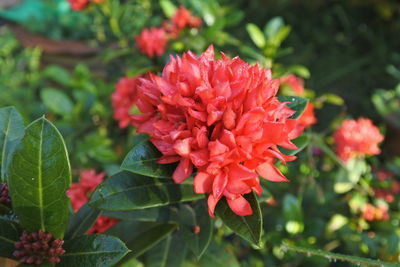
[106,220,177,258]
[283,194,304,235]
[160,0,177,18]
[89,171,203,211]
[278,96,309,119]
[246,23,266,48]
[197,241,240,267]
[8,117,71,238]
[0,218,22,258]
[264,16,284,39]
[59,235,129,267]
[178,201,212,259]
[121,134,175,178]
[282,243,398,267]
[43,65,71,86]
[279,135,309,156]
[65,204,101,240]
[0,106,25,183]
[288,65,310,79]
[143,233,187,267]
[103,206,178,223]
[215,192,262,247]
[40,88,73,116]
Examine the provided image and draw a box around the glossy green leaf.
[143,232,187,267]
[121,134,175,178]
[0,106,25,183]
[280,135,309,156]
[40,88,73,116]
[0,218,22,258]
[8,117,71,238]
[178,201,212,259]
[215,192,262,247]
[106,220,177,258]
[246,23,266,48]
[283,194,304,235]
[104,206,178,223]
[278,96,309,119]
[59,235,129,267]
[65,204,101,240]
[89,171,203,211]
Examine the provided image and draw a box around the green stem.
[281,243,398,267]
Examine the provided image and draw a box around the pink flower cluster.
[126,46,302,216]
[334,118,384,162]
[13,230,65,265]
[361,203,389,221]
[67,170,118,233]
[135,6,202,58]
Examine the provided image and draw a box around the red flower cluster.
[172,6,202,30]
[129,46,302,216]
[112,77,142,128]
[135,27,168,59]
[361,203,389,221]
[68,0,102,11]
[67,170,118,233]
[136,6,201,58]
[13,230,65,265]
[333,118,384,162]
[372,169,400,203]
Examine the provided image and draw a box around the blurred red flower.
[172,6,202,30]
[362,203,389,221]
[130,46,302,217]
[67,170,118,233]
[112,77,141,128]
[135,27,167,58]
[333,118,384,162]
[297,102,317,130]
[279,74,305,95]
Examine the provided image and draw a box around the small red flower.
[172,6,202,30]
[333,118,384,162]
[129,46,302,217]
[111,77,141,128]
[135,27,167,58]
[13,230,65,265]
[67,170,118,233]
[279,74,305,96]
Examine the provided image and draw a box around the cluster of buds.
[0,183,11,205]
[13,230,65,265]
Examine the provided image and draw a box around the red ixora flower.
[135,27,167,58]
[172,6,202,30]
[333,118,384,162]
[129,46,302,217]
[67,170,118,233]
[112,77,142,128]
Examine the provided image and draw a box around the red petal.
[173,138,191,156]
[227,196,253,216]
[213,172,228,199]
[207,194,219,217]
[173,158,193,183]
[256,162,289,182]
[227,164,257,180]
[194,172,213,193]
[190,149,209,166]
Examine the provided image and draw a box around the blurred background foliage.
[0,0,400,266]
